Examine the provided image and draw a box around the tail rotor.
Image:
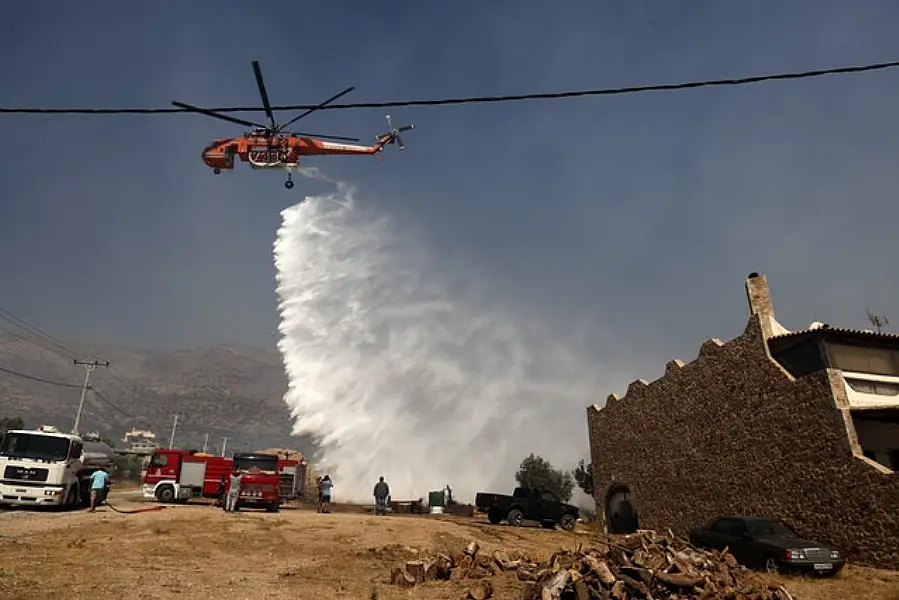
[382,114,414,150]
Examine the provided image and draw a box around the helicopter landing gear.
[284,173,294,189]
[213,168,221,175]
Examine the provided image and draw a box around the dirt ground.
[1,491,897,600]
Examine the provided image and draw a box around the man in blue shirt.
[89,468,109,512]
[318,475,333,513]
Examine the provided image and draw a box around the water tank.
[81,440,115,469]
[428,490,446,507]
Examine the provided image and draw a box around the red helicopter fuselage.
[202,133,390,172]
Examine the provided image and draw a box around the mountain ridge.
[0,333,313,457]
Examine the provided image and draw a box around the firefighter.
[225,467,242,512]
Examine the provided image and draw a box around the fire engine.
[142,448,231,503]
[142,448,307,508]
[227,452,281,512]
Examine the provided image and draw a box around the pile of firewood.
[389,540,515,599]
[389,530,796,600]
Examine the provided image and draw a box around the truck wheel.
[487,508,503,524]
[507,508,524,527]
[155,485,175,503]
[559,514,576,531]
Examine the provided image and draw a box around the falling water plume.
[273,180,600,504]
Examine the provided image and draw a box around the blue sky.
[2,1,899,390]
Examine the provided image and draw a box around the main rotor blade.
[251,60,277,130]
[292,131,361,142]
[171,100,265,129]
[276,86,355,132]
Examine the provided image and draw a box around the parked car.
[474,487,579,530]
[688,515,845,576]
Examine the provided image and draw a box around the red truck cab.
[142,448,232,503]
[228,452,281,512]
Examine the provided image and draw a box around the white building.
[122,428,158,455]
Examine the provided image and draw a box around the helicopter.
[171,60,414,189]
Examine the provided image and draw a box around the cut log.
[476,554,493,569]
[467,579,493,600]
[449,567,470,581]
[543,569,571,599]
[466,540,480,556]
[488,560,504,576]
[656,571,702,588]
[423,560,439,581]
[583,555,615,586]
[573,580,591,600]
[434,554,453,579]
[521,582,541,600]
[405,560,426,583]
[390,567,415,588]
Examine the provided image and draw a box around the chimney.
[745,272,775,319]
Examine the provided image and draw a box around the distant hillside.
[0,333,314,457]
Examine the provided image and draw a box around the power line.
[1,58,897,116]
[0,305,86,358]
[0,364,143,423]
[0,365,82,388]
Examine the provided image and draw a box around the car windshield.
[0,433,70,461]
[748,520,799,538]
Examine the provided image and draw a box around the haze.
[1,3,898,483]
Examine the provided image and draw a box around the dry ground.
[1,492,897,600]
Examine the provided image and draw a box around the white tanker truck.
[0,424,115,508]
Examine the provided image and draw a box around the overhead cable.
[0,59,896,116]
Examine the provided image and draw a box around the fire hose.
[103,500,167,514]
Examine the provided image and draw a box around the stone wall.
[587,308,899,570]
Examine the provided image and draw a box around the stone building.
[586,272,899,569]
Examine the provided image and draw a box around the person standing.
[216,475,227,508]
[88,467,109,512]
[318,475,333,513]
[373,476,390,515]
[226,467,242,512]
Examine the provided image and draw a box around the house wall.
[587,296,899,570]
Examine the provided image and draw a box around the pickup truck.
[474,487,579,530]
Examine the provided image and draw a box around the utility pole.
[202,433,209,453]
[169,414,180,448]
[221,436,228,457]
[866,309,889,334]
[71,359,109,434]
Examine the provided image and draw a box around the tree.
[515,453,575,502]
[573,458,594,496]
[0,416,24,435]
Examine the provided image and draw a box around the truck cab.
[142,448,232,503]
[0,425,113,509]
[229,452,281,512]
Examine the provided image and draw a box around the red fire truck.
[142,449,232,503]
[142,448,308,507]
[227,452,281,512]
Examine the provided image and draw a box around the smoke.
[273,178,601,504]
